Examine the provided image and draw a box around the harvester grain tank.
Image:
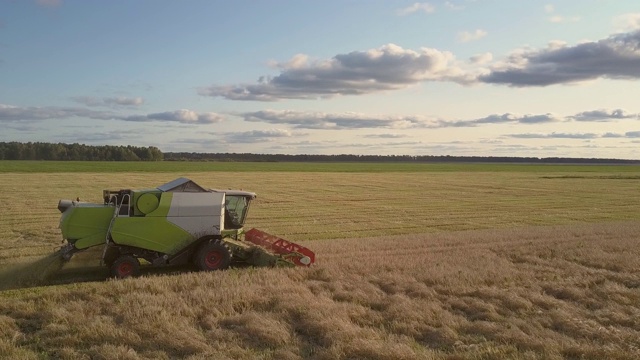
[57,178,315,278]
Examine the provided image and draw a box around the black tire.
[195,240,231,271]
[103,246,120,268]
[110,255,140,279]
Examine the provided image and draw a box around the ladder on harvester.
[100,198,122,266]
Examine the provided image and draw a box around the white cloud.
[225,129,295,143]
[0,104,114,121]
[104,97,144,106]
[449,113,560,127]
[470,52,493,64]
[239,108,639,131]
[397,2,435,16]
[508,132,599,139]
[240,109,441,129]
[508,131,640,140]
[614,13,640,32]
[200,44,473,101]
[196,112,226,124]
[4,102,635,135]
[201,29,640,99]
[480,30,640,86]
[239,110,569,130]
[364,134,410,139]
[0,103,224,125]
[72,96,144,107]
[544,4,580,23]
[458,29,487,43]
[569,109,637,121]
[125,109,224,124]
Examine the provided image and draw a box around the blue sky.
[1,0,639,158]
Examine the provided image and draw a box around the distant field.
[1,166,639,259]
[0,164,639,359]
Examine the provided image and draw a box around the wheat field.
[0,164,639,359]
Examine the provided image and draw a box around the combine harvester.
[56,178,315,278]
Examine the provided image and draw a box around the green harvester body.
[57,178,315,278]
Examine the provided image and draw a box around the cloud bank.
[72,96,144,107]
[200,29,640,101]
[2,102,635,134]
[199,44,472,101]
[239,109,627,130]
[240,110,439,129]
[614,13,640,31]
[225,129,294,143]
[480,30,640,86]
[0,104,113,121]
[569,109,637,121]
[508,131,640,139]
[121,110,224,124]
[0,104,223,125]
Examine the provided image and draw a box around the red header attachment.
[244,228,315,267]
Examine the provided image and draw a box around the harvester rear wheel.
[195,240,231,271]
[110,255,140,279]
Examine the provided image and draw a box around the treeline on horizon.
[0,142,163,161]
[164,152,640,164]
[0,142,638,164]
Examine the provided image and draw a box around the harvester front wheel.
[110,255,140,279]
[195,240,231,271]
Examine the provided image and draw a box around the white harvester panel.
[167,192,225,236]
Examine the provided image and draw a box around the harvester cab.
[57,177,315,278]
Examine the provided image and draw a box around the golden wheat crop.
[0,169,639,359]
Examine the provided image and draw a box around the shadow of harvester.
[0,247,254,291]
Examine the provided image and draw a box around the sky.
[1,0,639,159]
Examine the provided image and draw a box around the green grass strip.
[2,160,640,173]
